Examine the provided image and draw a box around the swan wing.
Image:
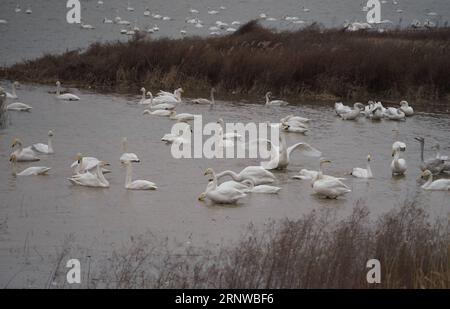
[17,167,51,176]
[32,143,49,154]
[287,142,321,158]
[127,180,157,190]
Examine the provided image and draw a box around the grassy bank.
[49,201,449,289]
[2,21,450,100]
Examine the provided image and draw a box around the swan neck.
[265,93,269,105]
[366,161,372,177]
[419,141,424,162]
[217,170,240,181]
[48,136,53,153]
[56,83,60,96]
[422,174,433,188]
[210,90,215,104]
[96,164,108,186]
[125,163,132,186]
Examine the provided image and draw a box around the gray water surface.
[0,82,449,287]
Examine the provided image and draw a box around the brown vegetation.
[81,201,449,289]
[2,21,450,100]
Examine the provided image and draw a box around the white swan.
[142,109,172,116]
[123,161,157,190]
[257,133,321,170]
[351,154,373,178]
[32,130,54,154]
[139,88,151,104]
[56,81,80,101]
[153,88,183,104]
[161,124,191,145]
[311,159,351,199]
[293,169,345,181]
[10,155,50,176]
[340,103,365,120]
[71,154,110,175]
[119,137,140,163]
[281,122,308,134]
[334,102,352,115]
[420,170,450,191]
[399,100,414,116]
[6,102,32,111]
[199,169,247,204]
[415,137,446,175]
[385,107,405,121]
[265,92,289,106]
[68,161,110,188]
[156,88,183,100]
[241,179,281,194]
[10,139,40,162]
[192,88,215,105]
[169,111,198,122]
[368,104,384,120]
[280,114,310,125]
[215,166,276,185]
[6,81,19,99]
[391,145,407,176]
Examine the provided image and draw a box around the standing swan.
[123,161,157,190]
[420,170,450,190]
[119,137,140,163]
[265,92,289,106]
[32,130,54,154]
[192,88,215,105]
[351,154,373,178]
[55,81,80,101]
[311,159,351,199]
[10,155,51,176]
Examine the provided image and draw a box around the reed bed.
[82,201,449,289]
[2,21,450,100]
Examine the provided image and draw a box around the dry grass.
[1,21,450,100]
[88,201,449,289]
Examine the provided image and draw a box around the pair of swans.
[391,141,407,176]
[154,88,183,104]
[265,92,289,106]
[120,137,140,163]
[415,137,448,175]
[215,166,276,185]
[255,132,321,170]
[68,160,110,188]
[56,81,80,101]
[420,170,450,191]
[311,159,351,199]
[192,88,215,105]
[139,88,180,109]
[351,154,373,179]
[9,154,51,176]
[71,153,111,175]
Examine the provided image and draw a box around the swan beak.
[391,150,395,157]
[198,193,206,201]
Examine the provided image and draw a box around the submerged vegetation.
[2,21,450,100]
[51,201,449,289]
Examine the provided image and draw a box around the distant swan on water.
[56,81,80,101]
[10,155,50,176]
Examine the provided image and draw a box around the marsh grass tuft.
[2,22,450,100]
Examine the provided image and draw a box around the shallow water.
[1,0,450,66]
[0,82,449,287]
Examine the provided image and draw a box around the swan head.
[56,81,61,86]
[140,87,146,92]
[11,138,22,147]
[400,100,409,107]
[392,141,406,153]
[9,154,17,162]
[75,153,83,163]
[48,130,54,137]
[421,169,432,179]
[265,92,272,98]
[320,158,331,166]
[198,192,206,201]
[431,143,440,151]
[99,161,110,167]
[414,136,424,144]
[13,81,20,88]
[142,109,151,115]
[367,154,372,162]
[204,168,215,181]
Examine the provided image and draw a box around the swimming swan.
[6,102,32,111]
[32,130,54,154]
[120,137,140,163]
[340,103,365,120]
[56,81,80,101]
[311,159,351,199]
[351,154,373,178]
[68,161,110,188]
[334,102,352,115]
[10,155,50,176]
[265,92,289,106]
[169,111,198,122]
[123,161,157,190]
[10,138,40,162]
[420,170,450,191]
[399,100,414,116]
[216,166,276,185]
[143,109,172,116]
[391,144,407,176]
[192,88,215,105]
[71,153,111,175]
[6,81,19,99]
[198,168,247,204]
